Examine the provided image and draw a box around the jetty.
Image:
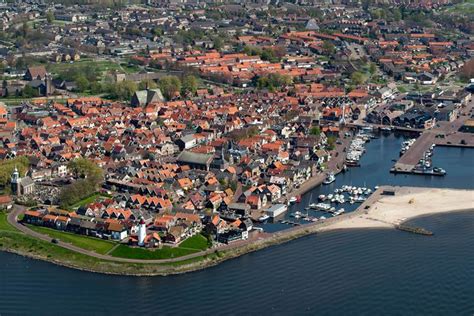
[391,115,474,175]
[395,224,433,236]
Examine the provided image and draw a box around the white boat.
[258,214,270,222]
[289,196,297,204]
[355,196,366,203]
[316,203,331,211]
[323,173,336,185]
[318,194,327,201]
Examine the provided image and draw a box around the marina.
[392,117,474,176]
[257,133,474,233]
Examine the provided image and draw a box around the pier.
[391,114,474,175]
[395,224,433,236]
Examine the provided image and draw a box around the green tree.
[257,73,292,91]
[321,41,336,56]
[159,75,181,100]
[327,136,337,150]
[138,79,158,90]
[181,75,198,96]
[0,156,29,187]
[213,37,224,51]
[60,158,104,208]
[46,11,55,23]
[22,85,38,98]
[109,80,138,100]
[368,63,377,76]
[22,22,30,37]
[392,8,402,21]
[75,75,89,92]
[350,71,367,86]
[310,126,321,136]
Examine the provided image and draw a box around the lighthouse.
[138,217,146,246]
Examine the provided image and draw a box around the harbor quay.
[392,105,474,175]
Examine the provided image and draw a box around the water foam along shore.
[319,186,474,231]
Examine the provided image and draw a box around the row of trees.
[59,158,103,209]
[256,73,292,91]
[243,46,287,63]
[56,64,199,101]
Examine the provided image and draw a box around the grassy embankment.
[67,192,112,210]
[27,224,115,255]
[110,234,209,260]
[0,212,220,275]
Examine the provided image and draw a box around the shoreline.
[1,186,472,276]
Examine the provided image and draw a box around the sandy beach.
[320,186,474,231]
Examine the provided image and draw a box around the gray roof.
[177,151,213,166]
[132,88,164,106]
[21,176,34,187]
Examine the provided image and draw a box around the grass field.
[69,192,111,210]
[47,59,140,76]
[442,1,474,15]
[0,212,18,232]
[27,225,116,255]
[179,234,209,251]
[110,244,199,260]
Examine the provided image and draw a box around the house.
[418,72,437,85]
[107,220,128,240]
[143,232,161,248]
[166,226,185,244]
[0,103,7,119]
[0,195,13,210]
[25,66,48,81]
[176,134,197,150]
[264,184,281,202]
[217,229,248,244]
[23,210,44,224]
[55,216,70,230]
[228,203,251,217]
[375,87,394,100]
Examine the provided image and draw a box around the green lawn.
[27,225,115,255]
[110,244,199,260]
[0,212,18,232]
[69,192,111,210]
[47,59,137,75]
[179,234,209,251]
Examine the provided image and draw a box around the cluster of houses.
[22,202,206,247]
[0,0,472,250]
[366,89,471,129]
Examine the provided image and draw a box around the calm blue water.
[1,211,473,315]
[1,133,473,315]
